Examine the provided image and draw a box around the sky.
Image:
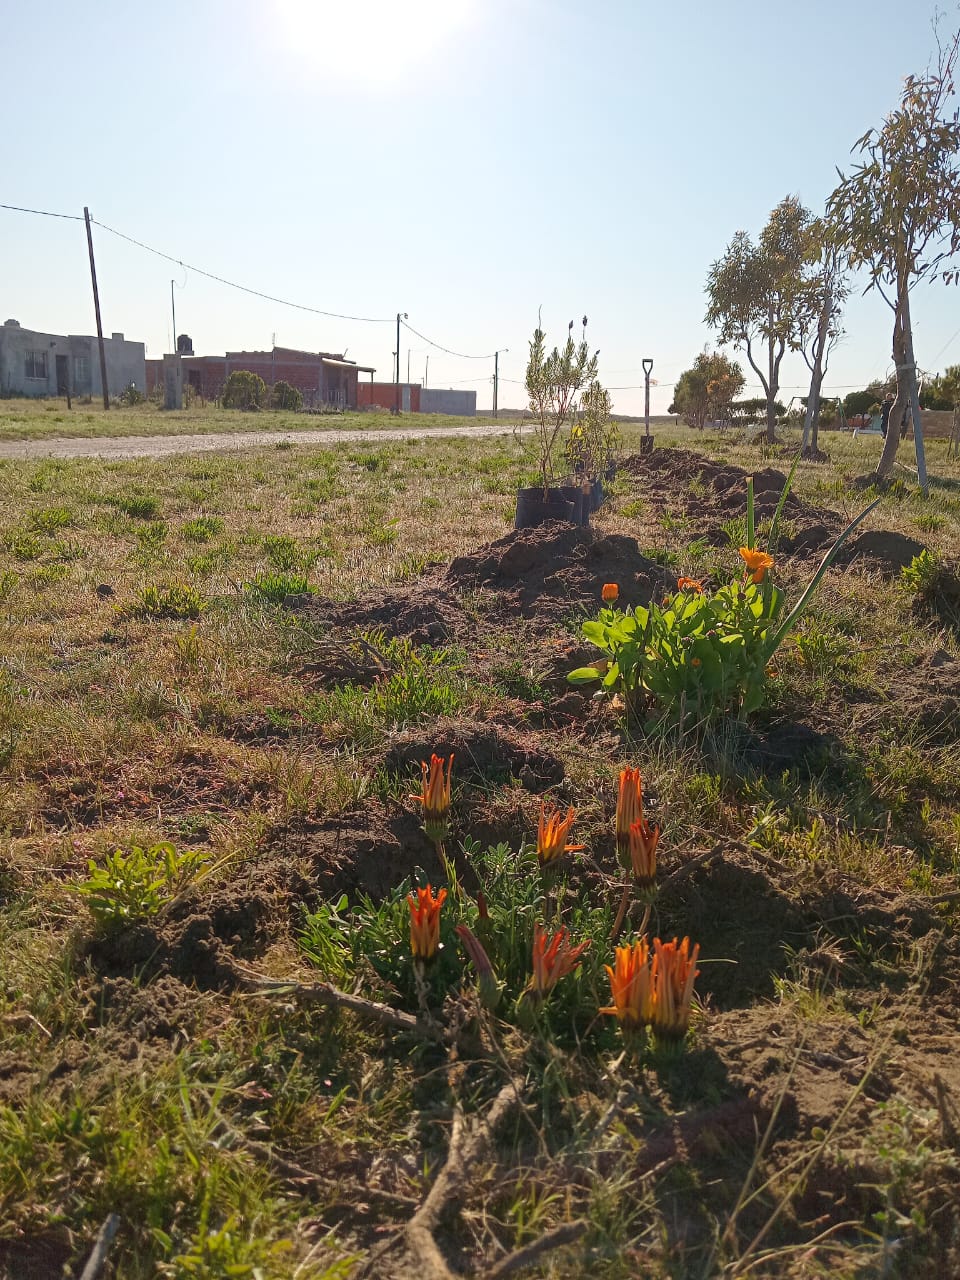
[3,0,960,415]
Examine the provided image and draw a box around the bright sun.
[273,0,476,88]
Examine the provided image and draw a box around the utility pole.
[394,311,407,414]
[170,280,177,354]
[407,348,410,383]
[425,355,429,388]
[84,207,110,410]
[494,351,499,418]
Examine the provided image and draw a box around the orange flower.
[615,768,644,870]
[407,884,447,961]
[601,937,654,1029]
[738,547,775,585]
[526,923,590,999]
[690,657,702,668]
[537,803,585,869]
[677,576,703,592]
[627,816,659,891]
[410,753,453,842]
[602,583,619,603]
[651,936,700,1044]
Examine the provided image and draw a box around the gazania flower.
[738,547,775,585]
[651,936,700,1045]
[602,583,619,603]
[407,884,447,961]
[601,937,654,1030]
[454,924,500,1010]
[410,753,453,843]
[677,576,703,593]
[627,816,659,892]
[615,768,644,871]
[526,923,590,1000]
[537,803,585,869]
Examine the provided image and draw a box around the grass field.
[2,408,960,1278]
[0,398,527,442]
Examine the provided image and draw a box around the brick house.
[145,345,374,408]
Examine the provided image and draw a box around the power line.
[400,318,494,359]
[89,218,394,324]
[1,201,83,221]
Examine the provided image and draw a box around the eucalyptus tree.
[800,221,848,457]
[705,196,814,444]
[826,27,960,492]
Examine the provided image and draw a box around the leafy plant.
[525,316,599,495]
[133,582,207,620]
[570,468,881,727]
[899,548,943,600]
[114,493,162,520]
[248,572,310,604]
[75,842,213,929]
[182,516,224,543]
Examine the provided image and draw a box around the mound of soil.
[445,523,670,617]
[382,718,565,792]
[79,875,294,991]
[837,528,927,576]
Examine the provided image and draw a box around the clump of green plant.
[248,571,310,604]
[899,548,943,600]
[29,505,73,533]
[570,467,881,728]
[182,516,224,543]
[271,379,303,411]
[132,582,207,619]
[75,842,213,929]
[114,492,162,520]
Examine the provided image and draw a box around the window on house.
[73,354,90,387]
[25,351,48,380]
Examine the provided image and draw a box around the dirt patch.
[77,873,294,990]
[445,523,669,618]
[850,649,960,745]
[272,799,446,901]
[0,1228,76,1280]
[381,718,565,792]
[837,528,928,576]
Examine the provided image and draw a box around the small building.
[0,319,145,399]
[357,383,477,416]
[146,345,375,409]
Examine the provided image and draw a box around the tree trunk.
[876,301,908,480]
[802,292,831,455]
[901,292,929,495]
[766,305,777,444]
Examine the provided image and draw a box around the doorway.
[56,354,69,396]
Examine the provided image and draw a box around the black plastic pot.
[589,478,605,511]
[514,487,575,530]
[559,485,589,527]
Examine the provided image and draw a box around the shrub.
[248,571,310,604]
[114,493,162,520]
[271,380,303,411]
[222,370,266,410]
[182,516,224,543]
[118,383,144,406]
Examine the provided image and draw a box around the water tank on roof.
[177,333,194,355]
[3,319,20,327]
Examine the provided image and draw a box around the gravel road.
[0,422,519,461]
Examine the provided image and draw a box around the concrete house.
[0,319,146,398]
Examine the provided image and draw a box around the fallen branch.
[405,1080,524,1280]
[78,1213,121,1280]
[234,966,446,1044]
[483,1219,588,1279]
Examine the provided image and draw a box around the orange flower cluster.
[411,753,453,843]
[407,884,447,961]
[602,935,700,1046]
[738,547,774,585]
[677,576,704,593]
[526,923,590,1000]
[602,583,619,603]
[536,803,585,869]
[615,767,659,887]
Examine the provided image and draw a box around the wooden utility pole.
[83,207,109,410]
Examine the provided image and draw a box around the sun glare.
[273,0,476,88]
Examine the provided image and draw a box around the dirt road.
[0,422,518,461]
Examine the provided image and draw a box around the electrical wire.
[1,202,83,221]
[89,218,393,324]
[400,318,494,359]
